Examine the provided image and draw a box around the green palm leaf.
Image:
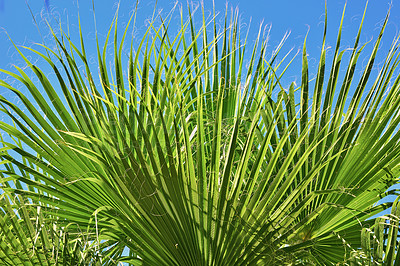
[1,3,400,265]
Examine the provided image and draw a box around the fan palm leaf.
[1,2,400,265]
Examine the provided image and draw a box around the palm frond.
[1,3,400,265]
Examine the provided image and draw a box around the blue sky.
[0,0,399,93]
[0,1,398,140]
[0,0,398,135]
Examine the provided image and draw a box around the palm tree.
[1,2,400,265]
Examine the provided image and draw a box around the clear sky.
[0,0,398,85]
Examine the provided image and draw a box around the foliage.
[347,198,400,265]
[1,3,400,265]
[0,193,119,265]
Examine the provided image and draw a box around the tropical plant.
[347,197,400,265]
[1,2,400,265]
[0,192,118,265]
